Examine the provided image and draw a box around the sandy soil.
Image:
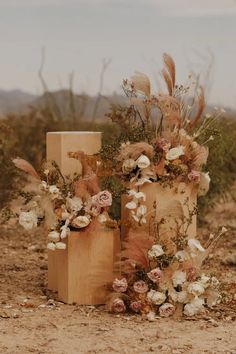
[0,199,236,354]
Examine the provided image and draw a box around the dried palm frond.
[12,158,40,180]
[117,142,154,162]
[161,53,176,96]
[131,72,151,97]
[189,87,205,129]
[120,229,154,272]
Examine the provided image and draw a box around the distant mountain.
[0,89,37,115]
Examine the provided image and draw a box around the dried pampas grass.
[161,53,176,96]
[12,158,40,180]
[131,72,151,97]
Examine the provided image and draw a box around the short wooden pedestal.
[48,227,120,305]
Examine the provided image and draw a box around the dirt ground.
[0,199,236,354]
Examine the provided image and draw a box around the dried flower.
[60,225,70,239]
[184,297,204,316]
[125,201,137,210]
[147,290,166,305]
[148,244,164,259]
[47,242,56,251]
[133,280,149,294]
[98,213,107,224]
[155,137,171,152]
[48,185,61,200]
[166,146,185,161]
[147,268,163,283]
[175,250,188,262]
[55,242,66,250]
[122,159,136,174]
[146,311,156,322]
[92,190,112,208]
[188,282,205,297]
[71,215,91,228]
[19,211,38,230]
[112,278,128,293]
[111,298,126,313]
[48,230,60,242]
[136,154,151,169]
[172,271,187,287]
[66,197,83,213]
[159,303,175,317]
[186,267,198,282]
[188,239,205,253]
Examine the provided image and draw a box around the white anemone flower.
[136,154,150,169]
[125,201,137,210]
[166,146,185,161]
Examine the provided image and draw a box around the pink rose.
[92,190,112,208]
[111,298,126,313]
[130,301,142,313]
[155,138,171,152]
[112,278,128,293]
[188,170,201,183]
[147,268,163,283]
[133,280,149,294]
[186,267,198,282]
[159,303,175,317]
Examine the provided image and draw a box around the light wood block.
[121,182,197,240]
[46,131,102,176]
[54,228,120,305]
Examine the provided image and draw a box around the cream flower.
[71,215,91,228]
[55,242,66,250]
[172,271,187,287]
[147,290,166,305]
[48,185,61,199]
[198,172,210,196]
[166,146,185,161]
[66,196,83,212]
[188,239,205,253]
[47,242,56,251]
[98,213,107,224]
[135,178,152,186]
[125,201,137,210]
[188,282,205,297]
[183,297,204,316]
[148,244,164,259]
[136,154,150,169]
[147,311,156,322]
[128,190,146,201]
[19,211,38,230]
[199,274,211,288]
[122,159,136,174]
[60,225,70,239]
[159,303,175,317]
[169,289,188,303]
[136,205,147,218]
[175,250,189,262]
[48,231,60,242]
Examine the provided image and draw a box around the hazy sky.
[0,0,236,108]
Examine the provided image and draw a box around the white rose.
[172,271,187,287]
[19,211,38,230]
[136,155,150,169]
[166,146,185,161]
[188,239,205,253]
[55,242,66,250]
[48,231,60,242]
[169,289,188,303]
[122,159,136,174]
[188,282,205,296]
[125,201,137,210]
[66,197,83,212]
[47,242,56,251]
[175,250,189,262]
[71,215,91,228]
[148,244,164,259]
[48,185,61,199]
[198,172,210,196]
[147,290,166,305]
[184,297,204,316]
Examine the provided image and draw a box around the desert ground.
[0,198,236,354]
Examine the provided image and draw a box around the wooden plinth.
[122,182,197,240]
[48,228,120,305]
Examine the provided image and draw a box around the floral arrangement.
[105,53,227,318]
[12,151,114,250]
